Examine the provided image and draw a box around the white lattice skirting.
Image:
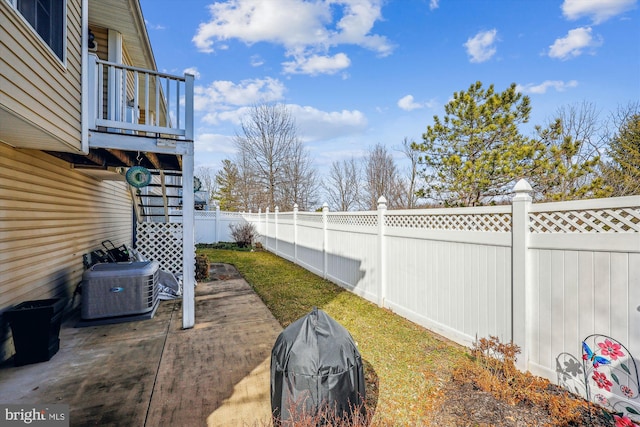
[136,222,184,275]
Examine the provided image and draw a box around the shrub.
[229,222,257,248]
[195,254,210,280]
[452,335,588,426]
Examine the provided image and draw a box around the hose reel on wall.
[125,165,151,188]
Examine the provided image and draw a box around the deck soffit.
[88,0,156,71]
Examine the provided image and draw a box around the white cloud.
[548,27,602,60]
[464,29,498,63]
[194,133,236,154]
[394,95,439,112]
[192,0,328,52]
[201,107,253,126]
[429,0,440,10]
[282,53,351,75]
[250,55,264,67]
[516,80,579,94]
[199,103,367,143]
[145,20,166,31]
[193,75,366,142]
[192,0,393,75]
[562,0,637,24]
[397,95,422,111]
[194,77,286,117]
[183,67,201,79]
[288,104,368,142]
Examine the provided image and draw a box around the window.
[11,0,65,61]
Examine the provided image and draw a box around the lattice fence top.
[297,213,324,224]
[385,213,512,232]
[136,222,185,275]
[195,211,217,219]
[326,214,378,227]
[220,211,249,219]
[194,211,256,220]
[529,207,640,233]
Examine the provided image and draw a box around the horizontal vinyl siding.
[91,26,109,61]
[0,143,132,361]
[0,0,82,151]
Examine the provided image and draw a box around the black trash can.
[270,307,366,424]
[5,298,66,366]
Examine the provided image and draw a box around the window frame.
[5,0,67,65]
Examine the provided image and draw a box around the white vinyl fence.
[193,209,250,244]
[194,181,640,417]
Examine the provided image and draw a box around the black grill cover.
[270,307,365,423]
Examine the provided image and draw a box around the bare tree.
[280,141,320,211]
[234,103,298,210]
[323,158,362,211]
[554,101,605,158]
[234,103,318,211]
[195,166,217,206]
[235,149,265,212]
[362,143,405,210]
[530,102,608,201]
[399,137,421,209]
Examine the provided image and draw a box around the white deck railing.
[87,54,194,140]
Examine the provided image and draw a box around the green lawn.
[198,248,468,426]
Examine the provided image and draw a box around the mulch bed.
[430,379,613,426]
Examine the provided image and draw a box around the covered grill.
[270,307,366,423]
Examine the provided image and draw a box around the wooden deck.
[0,264,282,427]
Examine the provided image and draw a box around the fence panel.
[296,213,325,276]
[325,213,379,303]
[194,211,216,243]
[265,212,276,252]
[526,197,640,382]
[384,208,513,347]
[193,210,251,244]
[275,213,295,261]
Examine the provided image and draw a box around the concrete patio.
[0,264,283,427]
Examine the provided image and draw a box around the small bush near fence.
[229,222,257,248]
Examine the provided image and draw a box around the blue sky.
[139,0,640,177]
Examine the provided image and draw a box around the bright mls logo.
[0,405,68,427]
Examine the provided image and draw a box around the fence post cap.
[322,202,329,212]
[377,196,387,209]
[513,179,532,194]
